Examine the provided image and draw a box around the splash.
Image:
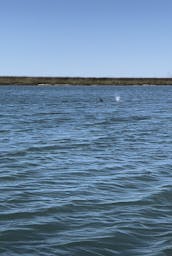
[115,95,121,102]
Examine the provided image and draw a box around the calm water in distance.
[0,85,172,256]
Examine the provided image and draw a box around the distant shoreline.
[1,76,172,85]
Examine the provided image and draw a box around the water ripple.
[0,86,172,255]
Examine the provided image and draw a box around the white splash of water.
[115,95,121,102]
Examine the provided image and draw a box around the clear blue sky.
[0,0,172,77]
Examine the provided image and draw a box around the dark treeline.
[1,76,172,85]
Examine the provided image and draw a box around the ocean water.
[0,85,172,256]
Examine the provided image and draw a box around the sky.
[0,0,172,77]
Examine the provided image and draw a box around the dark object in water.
[98,97,104,102]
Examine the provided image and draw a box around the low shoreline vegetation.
[1,76,172,85]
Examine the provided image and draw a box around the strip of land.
[0,76,172,85]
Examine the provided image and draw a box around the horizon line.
[1,75,172,79]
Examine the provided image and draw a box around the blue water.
[0,85,172,256]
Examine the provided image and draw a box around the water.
[0,85,172,256]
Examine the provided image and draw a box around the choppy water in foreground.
[0,85,172,256]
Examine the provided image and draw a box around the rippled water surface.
[0,85,172,256]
